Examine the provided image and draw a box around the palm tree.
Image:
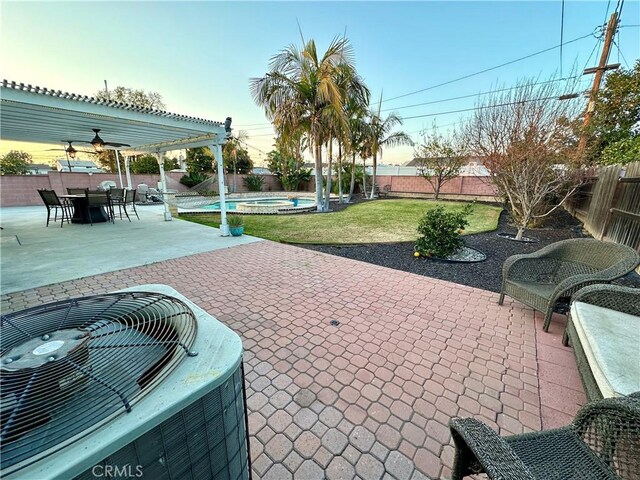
[335,68,370,204]
[250,37,359,212]
[224,130,249,193]
[344,98,370,202]
[367,97,414,199]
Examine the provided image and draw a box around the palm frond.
[381,131,414,148]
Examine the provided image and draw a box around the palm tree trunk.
[348,152,356,202]
[323,141,333,212]
[315,143,323,212]
[337,142,344,204]
[233,161,237,193]
[369,151,377,199]
[362,157,367,197]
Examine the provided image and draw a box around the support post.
[124,156,133,189]
[156,151,172,221]
[115,150,124,188]
[211,143,229,236]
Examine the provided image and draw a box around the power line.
[380,76,583,113]
[248,133,277,138]
[382,32,594,103]
[238,138,269,155]
[400,94,580,121]
[613,39,631,68]
[560,0,565,76]
[234,122,272,127]
[603,0,612,25]
[239,125,276,132]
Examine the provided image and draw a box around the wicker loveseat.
[562,284,640,401]
[498,238,640,331]
[449,393,640,480]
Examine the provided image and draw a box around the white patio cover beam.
[0,81,227,150]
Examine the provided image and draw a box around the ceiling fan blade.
[46,148,96,154]
[104,142,131,148]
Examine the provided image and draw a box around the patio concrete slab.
[0,205,261,294]
[0,241,586,479]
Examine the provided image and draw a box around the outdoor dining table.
[59,194,109,224]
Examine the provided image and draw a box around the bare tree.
[95,86,166,110]
[415,128,467,200]
[463,77,583,240]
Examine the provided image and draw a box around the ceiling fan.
[76,128,131,152]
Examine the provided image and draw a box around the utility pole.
[577,12,620,157]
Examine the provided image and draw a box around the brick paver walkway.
[1,241,585,479]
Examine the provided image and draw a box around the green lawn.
[181,199,502,244]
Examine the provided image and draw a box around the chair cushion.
[571,301,640,397]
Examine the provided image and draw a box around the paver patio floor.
[0,241,585,479]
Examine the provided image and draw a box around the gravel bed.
[300,206,640,293]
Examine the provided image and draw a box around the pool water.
[202,197,315,211]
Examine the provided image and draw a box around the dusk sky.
[2,1,639,166]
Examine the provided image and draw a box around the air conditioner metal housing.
[2,284,249,480]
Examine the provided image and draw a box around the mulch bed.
[299,205,640,293]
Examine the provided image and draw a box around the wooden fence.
[567,160,640,252]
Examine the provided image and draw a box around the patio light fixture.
[66,145,77,159]
[90,128,105,152]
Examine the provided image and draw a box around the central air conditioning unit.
[1,284,250,480]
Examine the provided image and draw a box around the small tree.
[185,147,215,175]
[585,60,640,165]
[223,136,253,192]
[463,77,583,240]
[415,129,467,200]
[0,150,32,175]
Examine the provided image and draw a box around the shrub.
[227,214,244,227]
[243,174,265,192]
[180,171,210,188]
[415,204,473,258]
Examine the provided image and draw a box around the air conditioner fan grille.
[0,291,198,474]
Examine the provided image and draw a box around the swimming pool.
[201,197,316,212]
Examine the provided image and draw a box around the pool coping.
[178,192,338,215]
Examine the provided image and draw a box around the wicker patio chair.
[449,393,640,480]
[562,284,640,401]
[498,238,640,331]
[37,189,72,227]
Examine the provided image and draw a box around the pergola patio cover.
[0,80,232,232]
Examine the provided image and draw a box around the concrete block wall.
[0,175,52,206]
[1,172,496,207]
[1,172,189,207]
[379,175,497,197]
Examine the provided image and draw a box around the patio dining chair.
[122,189,140,221]
[66,187,87,195]
[37,189,73,227]
[449,393,640,479]
[109,188,126,220]
[85,190,114,225]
